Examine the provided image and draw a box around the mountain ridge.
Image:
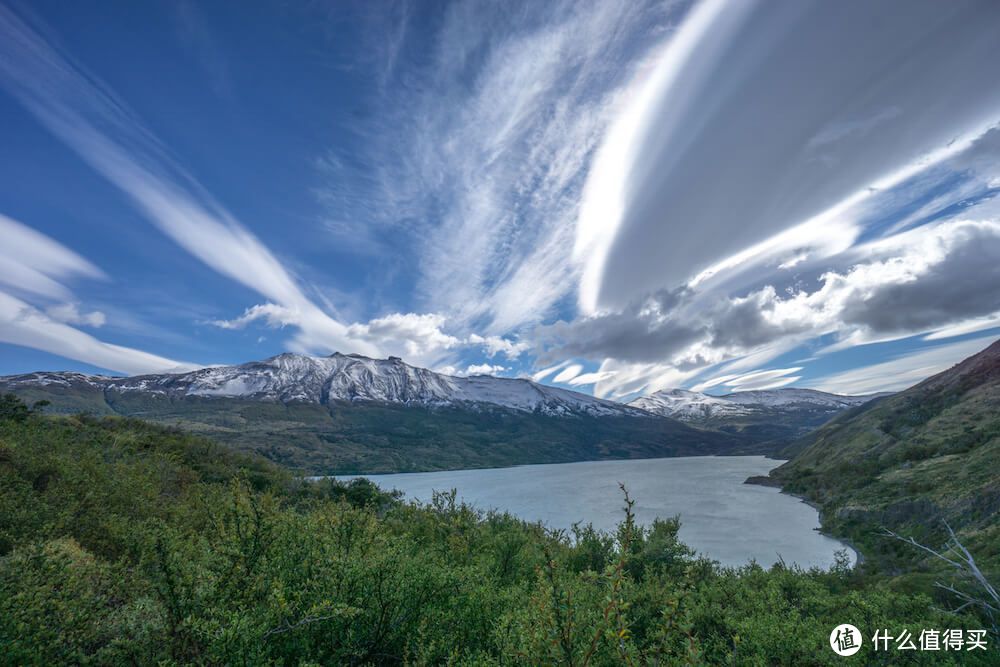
[630,387,886,418]
[628,386,890,446]
[0,352,746,474]
[1,352,648,418]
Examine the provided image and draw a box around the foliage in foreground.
[0,401,995,665]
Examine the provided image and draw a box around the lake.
[356,455,855,569]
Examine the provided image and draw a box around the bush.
[0,414,995,665]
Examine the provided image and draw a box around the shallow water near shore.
[354,455,855,569]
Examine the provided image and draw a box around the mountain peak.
[0,353,646,418]
[630,388,749,420]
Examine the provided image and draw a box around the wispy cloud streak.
[806,336,996,395]
[318,0,685,334]
[0,291,195,375]
[0,5,379,357]
[578,0,1000,313]
[0,213,105,300]
[0,213,193,374]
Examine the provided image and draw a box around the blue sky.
[1,0,1000,400]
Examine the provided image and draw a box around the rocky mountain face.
[0,353,743,474]
[3,352,645,418]
[628,387,887,446]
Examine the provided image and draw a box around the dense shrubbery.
[0,397,994,665]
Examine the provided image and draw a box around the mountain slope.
[771,338,1000,572]
[630,389,752,420]
[0,353,744,474]
[3,353,645,417]
[629,387,885,447]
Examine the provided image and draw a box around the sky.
[1,0,1000,400]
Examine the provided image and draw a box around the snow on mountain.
[628,387,886,421]
[1,371,103,389]
[719,388,882,409]
[4,353,647,418]
[629,389,752,420]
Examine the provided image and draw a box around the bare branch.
[880,528,963,570]
[882,520,999,639]
[263,613,340,639]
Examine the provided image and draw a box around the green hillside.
[1,381,746,474]
[773,338,1000,579]
[1,398,994,665]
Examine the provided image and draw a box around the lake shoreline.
[744,474,864,566]
[327,453,787,479]
[350,455,854,570]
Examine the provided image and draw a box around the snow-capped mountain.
[629,389,752,420]
[628,387,890,444]
[2,353,645,418]
[1,353,754,474]
[629,387,884,419]
[719,388,887,409]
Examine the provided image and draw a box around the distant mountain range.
[629,387,889,446]
[5,352,646,418]
[0,353,743,474]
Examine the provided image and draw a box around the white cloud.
[923,315,1000,341]
[209,303,295,330]
[806,107,902,151]
[539,214,1000,398]
[577,0,1000,313]
[531,361,571,382]
[45,303,106,328]
[693,367,802,393]
[347,313,461,362]
[805,336,996,395]
[552,364,584,384]
[591,358,698,400]
[467,334,530,359]
[463,363,508,377]
[0,291,196,375]
[213,306,528,368]
[566,370,615,387]
[0,7,379,359]
[0,213,105,300]
[319,0,684,335]
[726,377,799,392]
[576,0,752,313]
[436,363,508,378]
[0,212,195,373]
[708,339,806,377]
[688,373,741,392]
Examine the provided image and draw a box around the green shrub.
[0,413,995,665]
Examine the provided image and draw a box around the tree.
[0,394,31,422]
